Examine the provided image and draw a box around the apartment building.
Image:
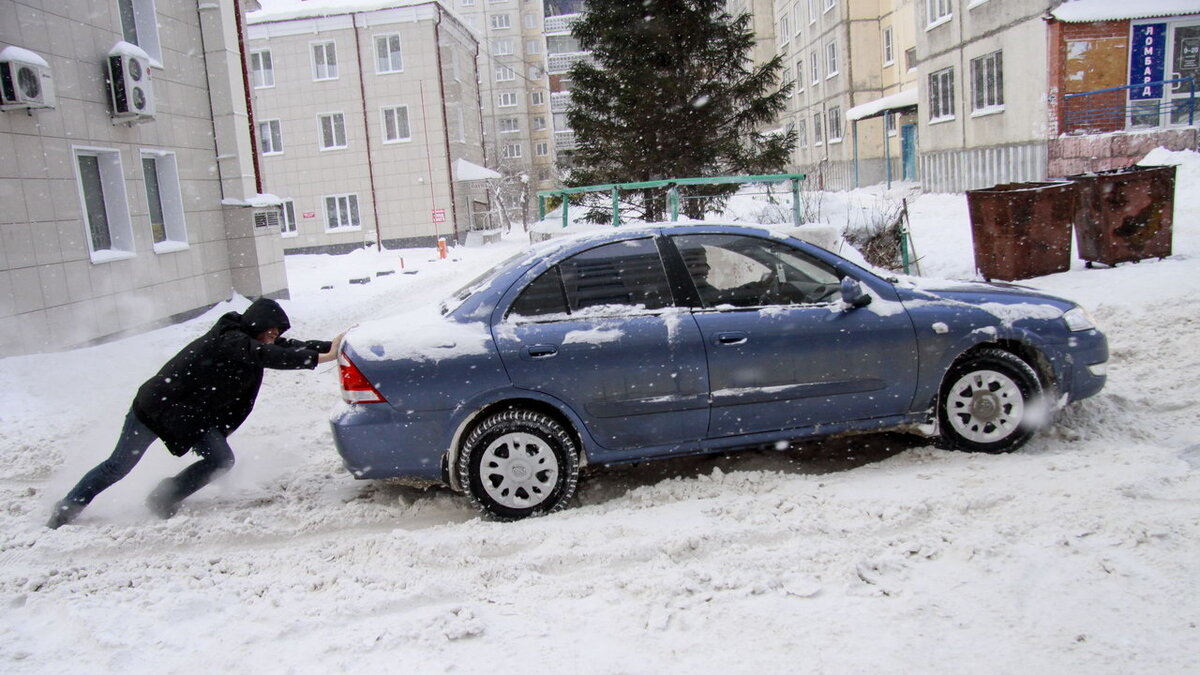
[245,1,486,253]
[448,0,558,225]
[1,0,285,358]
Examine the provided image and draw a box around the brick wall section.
[1051,20,1131,135]
[1048,128,1199,176]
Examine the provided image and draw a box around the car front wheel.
[458,408,579,520]
[938,348,1043,454]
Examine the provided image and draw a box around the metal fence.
[1062,77,1196,130]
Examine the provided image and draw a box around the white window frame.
[535,141,549,156]
[824,0,836,12]
[525,38,542,55]
[810,50,820,84]
[827,106,842,142]
[494,38,514,56]
[530,90,545,106]
[259,119,283,155]
[490,13,511,30]
[970,50,1005,115]
[502,142,522,159]
[795,58,805,92]
[375,33,403,74]
[496,65,515,82]
[883,27,895,65]
[528,65,542,81]
[798,119,808,148]
[886,112,898,137]
[808,0,818,24]
[116,0,163,65]
[381,105,411,143]
[311,41,338,81]
[499,117,520,133]
[533,115,547,130]
[139,150,188,253]
[812,112,824,145]
[929,67,956,122]
[498,91,518,107]
[524,13,539,29]
[73,146,135,263]
[926,0,952,29]
[318,112,347,150]
[780,16,790,46]
[324,194,361,231]
[825,42,839,78]
[250,49,274,88]
[794,5,804,35]
[281,199,298,237]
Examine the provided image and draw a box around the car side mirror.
[840,277,872,309]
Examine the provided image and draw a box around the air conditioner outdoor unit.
[0,46,56,112]
[107,41,155,121]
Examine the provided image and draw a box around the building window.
[525,38,541,54]
[929,67,955,121]
[375,34,403,73]
[524,12,539,29]
[883,28,894,65]
[491,14,511,30]
[533,115,547,130]
[141,151,187,249]
[808,0,818,24]
[824,0,836,11]
[498,91,518,107]
[813,112,824,145]
[794,5,804,35]
[250,50,274,88]
[324,194,360,230]
[496,65,515,82]
[312,41,338,81]
[259,119,283,155]
[530,90,545,106]
[905,47,917,71]
[281,200,297,237]
[494,38,514,56]
[779,16,790,46]
[499,117,520,133]
[535,141,549,156]
[886,112,898,136]
[795,58,805,92]
[827,106,842,142]
[528,65,542,81]
[461,0,474,5]
[810,50,820,83]
[926,0,952,27]
[826,42,839,77]
[502,143,522,159]
[970,50,1004,112]
[116,0,162,63]
[382,106,411,143]
[318,113,347,149]
[797,119,808,148]
[74,148,134,261]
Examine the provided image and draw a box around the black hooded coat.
[133,298,331,456]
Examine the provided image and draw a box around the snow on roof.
[107,41,151,61]
[1050,0,1200,22]
[453,159,502,182]
[247,0,438,23]
[847,88,919,122]
[0,46,49,68]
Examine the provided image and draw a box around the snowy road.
[2,152,1198,673]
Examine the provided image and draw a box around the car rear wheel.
[458,409,579,520]
[938,348,1043,454]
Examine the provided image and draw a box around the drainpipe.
[433,7,460,243]
[352,13,383,251]
[232,0,262,195]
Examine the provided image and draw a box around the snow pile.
[1,152,1199,673]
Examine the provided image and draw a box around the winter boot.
[146,479,181,520]
[47,500,84,529]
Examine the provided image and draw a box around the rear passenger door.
[494,237,710,458]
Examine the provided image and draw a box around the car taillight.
[339,353,386,403]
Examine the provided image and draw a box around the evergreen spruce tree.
[566,0,795,221]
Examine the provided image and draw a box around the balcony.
[546,51,589,75]
[550,91,572,113]
[543,14,580,35]
[554,130,576,151]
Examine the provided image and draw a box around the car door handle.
[715,332,748,345]
[525,344,559,358]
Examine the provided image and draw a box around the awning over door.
[847,88,919,122]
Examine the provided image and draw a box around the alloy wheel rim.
[480,431,560,509]
[946,368,1025,443]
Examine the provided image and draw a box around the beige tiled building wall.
[1,0,285,357]
[247,3,486,252]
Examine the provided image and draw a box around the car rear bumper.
[329,403,446,481]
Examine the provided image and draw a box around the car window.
[561,238,673,313]
[508,266,568,318]
[672,234,841,308]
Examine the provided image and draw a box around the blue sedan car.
[331,224,1107,520]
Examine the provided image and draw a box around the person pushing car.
[48,298,345,528]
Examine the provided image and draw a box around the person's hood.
[240,298,291,336]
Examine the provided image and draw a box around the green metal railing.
[537,174,808,229]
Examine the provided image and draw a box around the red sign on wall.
[432,209,446,223]
[302,211,316,219]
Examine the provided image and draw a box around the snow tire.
[938,348,1043,454]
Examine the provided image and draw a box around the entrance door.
[901,124,917,181]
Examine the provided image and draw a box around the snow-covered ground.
[2,152,1198,673]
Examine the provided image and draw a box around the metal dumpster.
[1069,164,1175,267]
[965,181,1077,281]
